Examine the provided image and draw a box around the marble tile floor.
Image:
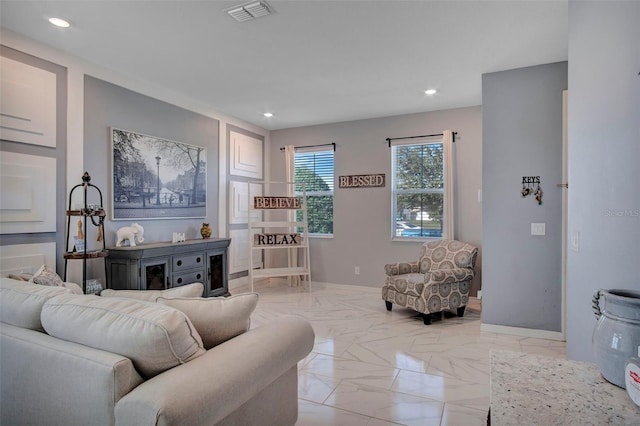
[246,281,566,426]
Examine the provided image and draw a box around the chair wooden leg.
[457,306,466,317]
[385,301,392,311]
[423,313,432,325]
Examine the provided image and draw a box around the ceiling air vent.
[227,1,274,22]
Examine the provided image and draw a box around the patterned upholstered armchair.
[382,239,478,325]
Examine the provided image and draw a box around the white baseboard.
[477,290,482,300]
[228,276,250,293]
[480,323,565,341]
[228,276,270,293]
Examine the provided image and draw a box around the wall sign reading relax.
[338,174,385,189]
[253,233,301,247]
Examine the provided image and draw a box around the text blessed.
[338,174,385,188]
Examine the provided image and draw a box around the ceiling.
[0,1,568,130]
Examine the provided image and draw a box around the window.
[295,147,334,235]
[391,140,444,239]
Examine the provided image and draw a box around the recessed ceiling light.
[48,17,70,28]
[263,112,273,118]
[425,89,437,96]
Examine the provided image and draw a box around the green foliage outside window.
[393,142,444,238]
[295,151,334,235]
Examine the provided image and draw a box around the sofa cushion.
[157,292,258,349]
[41,294,206,378]
[0,278,71,331]
[99,282,204,301]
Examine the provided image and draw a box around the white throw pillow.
[41,294,206,378]
[61,282,84,295]
[0,278,70,331]
[100,282,204,302]
[157,293,259,349]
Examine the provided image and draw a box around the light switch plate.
[531,223,546,235]
[570,231,580,252]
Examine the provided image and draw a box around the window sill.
[308,234,334,239]
[392,236,441,243]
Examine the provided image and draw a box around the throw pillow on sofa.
[100,282,204,301]
[157,292,259,349]
[28,264,64,287]
[22,265,84,294]
[41,294,206,378]
[0,278,71,331]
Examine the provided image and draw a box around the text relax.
[254,233,300,246]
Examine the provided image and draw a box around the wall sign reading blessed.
[254,233,301,246]
[338,174,385,189]
[253,196,301,209]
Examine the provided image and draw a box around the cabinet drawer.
[171,268,206,288]
[172,252,205,271]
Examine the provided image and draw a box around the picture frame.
[73,236,85,252]
[111,128,207,220]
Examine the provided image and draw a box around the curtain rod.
[387,132,457,147]
[279,142,336,152]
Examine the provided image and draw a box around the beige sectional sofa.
[0,278,314,425]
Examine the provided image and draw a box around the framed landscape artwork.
[111,128,207,220]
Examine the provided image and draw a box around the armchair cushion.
[384,273,426,297]
[384,261,419,276]
[427,268,474,285]
[419,239,478,273]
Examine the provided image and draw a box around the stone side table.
[490,350,639,425]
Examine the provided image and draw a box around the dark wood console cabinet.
[106,238,231,297]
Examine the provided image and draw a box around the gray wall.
[482,62,567,332]
[566,1,640,361]
[83,76,219,281]
[0,45,67,275]
[270,106,482,292]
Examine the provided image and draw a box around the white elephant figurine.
[115,223,145,247]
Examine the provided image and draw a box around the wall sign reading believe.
[338,174,385,189]
[253,196,301,209]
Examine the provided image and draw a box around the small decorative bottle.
[200,223,212,239]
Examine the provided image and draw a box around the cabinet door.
[141,257,170,290]
[206,249,228,297]
[107,258,140,290]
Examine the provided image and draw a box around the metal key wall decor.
[521,176,543,205]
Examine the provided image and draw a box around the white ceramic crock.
[592,289,640,388]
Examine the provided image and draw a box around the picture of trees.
[111,128,206,219]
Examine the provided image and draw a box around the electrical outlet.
[354,266,360,275]
[531,223,546,235]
